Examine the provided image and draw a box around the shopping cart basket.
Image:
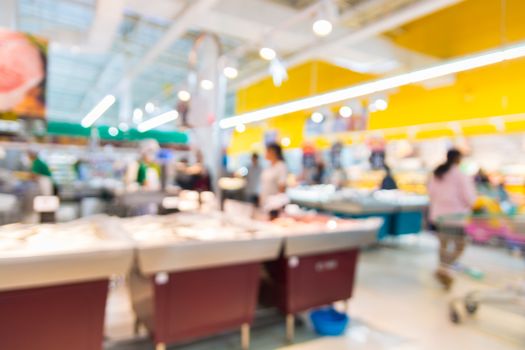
[441,214,525,324]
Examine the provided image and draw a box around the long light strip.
[220,42,525,129]
[81,95,116,128]
[137,110,179,133]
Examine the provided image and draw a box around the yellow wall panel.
[385,0,525,58]
[416,129,455,140]
[229,41,525,155]
[462,124,497,136]
[368,57,525,129]
[229,60,373,155]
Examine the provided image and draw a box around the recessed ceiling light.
[108,127,119,137]
[223,66,239,79]
[374,99,388,111]
[178,90,191,102]
[313,19,333,37]
[339,106,353,118]
[200,79,214,90]
[311,112,324,123]
[132,108,143,124]
[235,124,246,133]
[118,122,129,132]
[259,47,276,61]
[145,102,155,113]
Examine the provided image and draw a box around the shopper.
[191,150,211,193]
[175,158,193,190]
[312,159,326,185]
[380,165,398,190]
[330,165,347,189]
[245,153,262,206]
[260,143,288,218]
[136,140,161,191]
[428,149,476,290]
[28,149,54,196]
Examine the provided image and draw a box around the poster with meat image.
[0,28,47,119]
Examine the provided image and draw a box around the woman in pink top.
[428,149,477,290]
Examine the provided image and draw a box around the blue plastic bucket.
[310,308,349,336]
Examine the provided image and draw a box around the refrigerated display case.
[287,186,428,238]
[260,214,381,341]
[0,219,133,350]
[115,213,282,350]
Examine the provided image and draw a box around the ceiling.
[4,0,488,130]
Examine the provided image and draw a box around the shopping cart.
[440,214,525,324]
[465,214,525,249]
[449,278,525,324]
[463,196,525,248]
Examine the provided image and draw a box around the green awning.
[47,121,188,144]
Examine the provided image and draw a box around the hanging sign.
[0,28,47,120]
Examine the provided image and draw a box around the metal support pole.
[241,323,250,350]
[286,314,295,343]
[213,65,228,205]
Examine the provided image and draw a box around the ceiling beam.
[231,0,464,90]
[114,0,219,93]
[80,0,217,115]
[0,0,17,29]
[86,0,126,52]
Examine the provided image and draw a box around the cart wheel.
[465,301,478,315]
[449,308,461,324]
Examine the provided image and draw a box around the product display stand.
[0,245,132,349]
[265,249,359,342]
[319,202,396,240]
[128,235,282,349]
[392,206,425,235]
[131,263,259,350]
[0,280,108,350]
[261,222,380,342]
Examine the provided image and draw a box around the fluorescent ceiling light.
[81,95,116,128]
[220,41,525,129]
[281,137,291,147]
[138,110,179,133]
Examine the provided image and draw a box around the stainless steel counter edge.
[136,236,283,275]
[0,247,134,291]
[283,227,379,257]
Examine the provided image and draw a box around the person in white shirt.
[260,143,288,217]
[245,153,262,206]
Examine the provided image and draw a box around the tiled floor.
[105,234,525,350]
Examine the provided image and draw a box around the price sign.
[33,196,60,213]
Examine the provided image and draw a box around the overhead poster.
[0,28,47,120]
